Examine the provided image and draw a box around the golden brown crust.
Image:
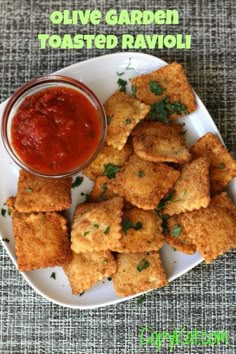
[83,144,133,180]
[164,157,210,215]
[130,62,196,119]
[113,252,168,297]
[71,197,123,253]
[108,155,180,210]
[111,207,164,253]
[11,211,72,271]
[89,176,116,202]
[63,251,117,295]
[132,121,191,163]
[190,133,236,195]
[104,91,150,150]
[15,170,72,212]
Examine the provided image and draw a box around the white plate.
[0,52,235,309]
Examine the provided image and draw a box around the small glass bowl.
[1,75,107,178]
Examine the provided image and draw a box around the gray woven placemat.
[0,1,235,353]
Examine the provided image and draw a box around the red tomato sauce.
[11,86,102,173]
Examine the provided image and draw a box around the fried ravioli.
[130,62,196,119]
[190,133,236,195]
[83,143,133,180]
[111,207,164,253]
[71,197,123,253]
[108,155,180,210]
[15,170,72,212]
[164,157,210,215]
[104,91,150,150]
[113,252,168,297]
[181,193,236,263]
[63,251,117,295]
[132,121,191,163]
[11,211,72,271]
[89,176,116,202]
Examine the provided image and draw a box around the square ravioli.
[130,62,196,119]
[164,157,210,215]
[111,207,164,253]
[132,121,191,163]
[113,252,168,297]
[71,197,123,253]
[15,170,72,212]
[190,132,236,195]
[104,91,150,150]
[83,143,133,180]
[11,211,72,271]
[63,251,117,295]
[181,193,236,263]
[89,176,116,202]
[164,214,196,255]
[108,155,180,210]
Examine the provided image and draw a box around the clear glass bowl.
[1,75,107,178]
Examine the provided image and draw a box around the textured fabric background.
[0,0,235,353]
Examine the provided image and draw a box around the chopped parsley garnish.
[102,183,107,191]
[117,78,127,92]
[149,81,166,96]
[107,116,111,125]
[172,224,182,237]
[137,259,149,272]
[125,118,131,125]
[117,71,125,76]
[219,163,225,169]
[50,272,56,279]
[104,226,110,235]
[26,188,32,193]
[79,292,85,296]
[131,85,136,97]
[148,97,188,123]
[8,209,11,216]
[1,209,6,217]
[83,231,90,237]
[125,57,135,70]
[99,183,108,201]
[179,130,188,135]
[72,176,84,188]
[2,238,9,243]
[161,214,169,235]
[93,224,99,228]
[138,170,144,178]
[107,277,112,281]
[122,218,143,234]
[157,192,174,212]
[104,164,120,179]
[137,296,146,304]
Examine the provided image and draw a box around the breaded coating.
[63,251,117,295]
[108,155,180,210]
[104,91,150,150]
[111,207,164,253]
[83,144,133,180]
[6,196,16,214]
[89,176,116,202]
[130,62,196,119]
[211,192,235,209]
[11,211,72,271]
[190,133,236,195]
[181,194,236,263]
[15,170,72,212]
[164,157,210,215]
[113,252,168,297]
[132,121,191,163]
[164,214,196,255]
[71,197,123,253]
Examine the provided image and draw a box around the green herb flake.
[79,292,85,296]
[122,218,133,234]
[50,272,56,280]
[93,224,99,228]
[149,81,166,96]
[8,209,11,216]
[103,259,108,264]
[137,259,149,272]
[124,118,131,125]
[26,188,32,193]
[83,231,90,237]
[149,98,188,123]
[2,238,9,243]
[134,221,143,231]
[1,209,6,217]
[161,214,169,235]
[107,277,112,281]
[104,226,110,235]
[72,176,84,188]
[172,224,182,237]
[117,71,125,76]
[219,163,225,170]
[104,164,120,179]
[125,57,135,70]
[137,296,145,304]
[102,183,107,191]
[107,116,111,125]
[117,78,127,92]
[131,85,136,97]
[138,170,144,178]
[179,130,188,135]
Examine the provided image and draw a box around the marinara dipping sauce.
[2,76,106,177]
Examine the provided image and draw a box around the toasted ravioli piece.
[11,211,72,271]
[111,207,164,253]
[130,62,196,119]
[190,133,236,195]
[63,251,117,295]
[15,170,72,212]
[132,121,191,163]
[104,91,150,150]
[164,157,210,215]
[113,252,168,297]
[89,176,116,202]
[83,144,133,180]
[71,197,123,253]
[181,195,236,263]
[164,214,196,254]
[108,155,180,210]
